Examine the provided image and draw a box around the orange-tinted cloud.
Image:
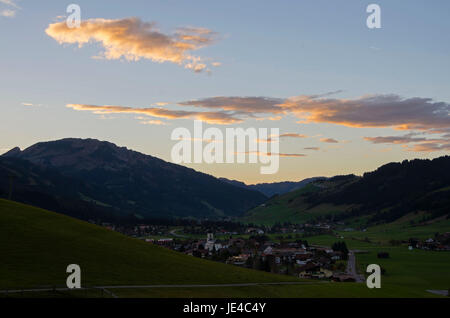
[179,94,450,135]
[320,138,338,143]
[407,142,450,152]
[67,104,241,125]
[281,94,450,133]
[364,134,450,152]
[139,119,167,125]
[279,133,308,138]
[46,17,218,72]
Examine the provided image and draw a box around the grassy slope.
[242,185,348,226]
[0,199,299,289]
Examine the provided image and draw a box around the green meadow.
[302,233,450,297]
[0,199,299,290]
[242,185,349,226]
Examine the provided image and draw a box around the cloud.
[0,0,19,8]
[281,94,450,133]
[279,133,308,139]
[363,135,434,144]
[66,92,450,142]
[67,103,241,125]
[304,147,320,151]
[20,102,43,107]
[320,138,338,143]
[255,133,308,143]
[139,119,167,125]
[1,8,14,17]
[0,0,19,18]
[46,17,218,72]
[239,151,306,158]
[407,142,450,152]
[364,134,450,152]
[179,96,285,115]
[178,94,450,135]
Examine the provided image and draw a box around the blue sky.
[1,0,449,183]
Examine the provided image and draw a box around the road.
[346,251,364,283]
[1,281,326,295]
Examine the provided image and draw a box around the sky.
[1,0,449,184]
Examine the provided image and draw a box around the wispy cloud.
[67,103,241,125]
[364,134,450,152]
[179,96,285,115]
[320,138,338,143]
[304,147,320,151]
[0,0,19,8]
[239,151,306,158]
[1,8,15,17]
[363,135,437,145]
[0,0,19,18]
[139,119,168,125]
[279,133,308,139]
[406,142,450,152]
[20,102,43,107]
[46,17,219,73]
[255,132,308,143]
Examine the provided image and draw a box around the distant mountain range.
[3,138,448,227]
[0,138,266,221]
[220,177,326,197]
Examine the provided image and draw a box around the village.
[94,220,450,282]
[106,220,360,282]
[143,231,358,282]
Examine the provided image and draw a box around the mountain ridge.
[243,156,450,226]
[220,176,326,197]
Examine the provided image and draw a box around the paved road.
[346,251,364,283]
[426,289,448,296]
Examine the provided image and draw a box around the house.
[157,238,173,244]
[227,254,249,266]
[298,263,333,279]
[263,246,274,255]
[205,233,216,251]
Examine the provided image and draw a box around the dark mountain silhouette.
[220,177,326,197]
[306,156,450,223]
[1,138,266,220]
[244,156,450,225]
